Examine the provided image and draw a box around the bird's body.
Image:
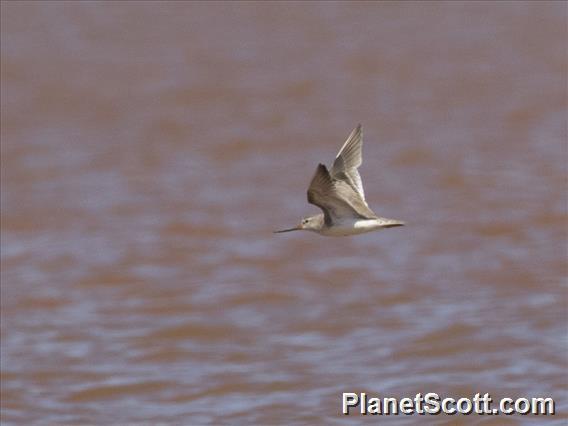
[275,124,404,237]
[319,217,404,237]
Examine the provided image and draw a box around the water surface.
[1,2,567,424]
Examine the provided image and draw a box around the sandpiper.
[275,124,404,236]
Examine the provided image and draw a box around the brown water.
[1,2,567,424]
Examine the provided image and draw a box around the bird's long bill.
[274,226,301,233]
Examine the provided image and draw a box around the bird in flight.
[275,124,404,236]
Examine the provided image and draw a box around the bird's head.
[274,215,321,234]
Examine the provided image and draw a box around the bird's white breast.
[319,219,385,236]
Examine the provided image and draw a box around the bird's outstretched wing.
[331,124,368,205]
[307,163,377,226]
